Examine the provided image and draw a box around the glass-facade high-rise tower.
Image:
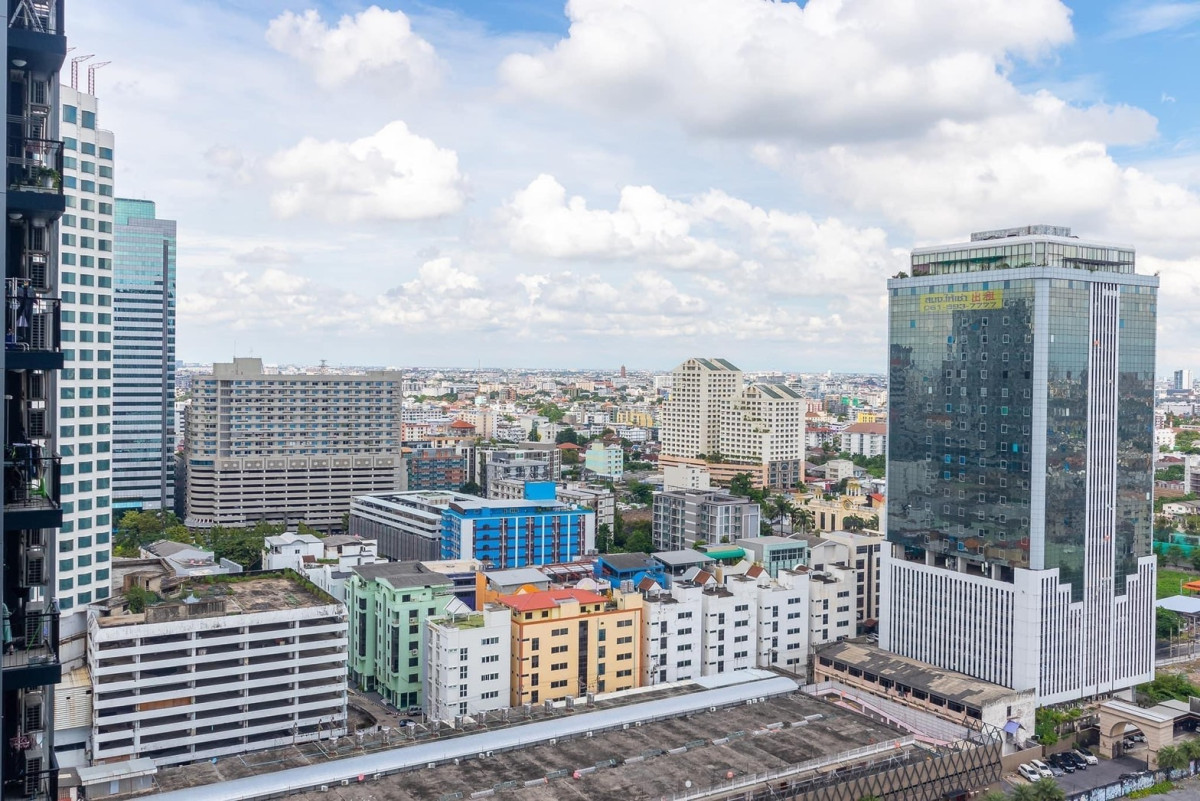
[112,199,175,514]
[880,225,1158,705]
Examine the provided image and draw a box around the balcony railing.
[6,137,62,195]
[2,609,59,670]
[5,279,59,355]
[8,0,61,35]
[3,447,59,511]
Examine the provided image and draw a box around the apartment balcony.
[3,449,61,531]
[5,280,61,371]
[1,609,60,691]
[6,138,63,219]
[7,0,66,76]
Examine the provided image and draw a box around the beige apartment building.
[185,358,404,531]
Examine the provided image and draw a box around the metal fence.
[1067,764,1193,801]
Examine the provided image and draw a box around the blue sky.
[73,1,1200,371]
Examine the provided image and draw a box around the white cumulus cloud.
[501,0,1075,142]
[267,121,466,222]
[266,6,439,89]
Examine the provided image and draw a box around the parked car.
[1075,747,1099,765]
[406,706,423,716]
[1017,763,1041,782]
[1064,751,1088,770]
[1043,759,1064,777]
[1131,733,1146,743]
[1049,753,1075,773]
[1030,759,1054,778]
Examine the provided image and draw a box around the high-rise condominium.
[659,358,805,488]
[881,225,1157,704]
[185,358,404,530]
[56,83,115,612]
[112,199,175,514]
[4,2,68,796]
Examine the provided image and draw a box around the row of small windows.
[60,273,113,288]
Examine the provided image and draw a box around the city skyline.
[70,1,1200,371]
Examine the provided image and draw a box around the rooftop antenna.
[87,61,110,95]
[70,54,93,90]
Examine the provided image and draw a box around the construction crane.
[87,61,110,95]
[69,54,92,89]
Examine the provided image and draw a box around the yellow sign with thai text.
[920,289,1004,313]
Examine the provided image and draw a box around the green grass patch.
[1157,568,1200,599]
[1129,780,1175,798]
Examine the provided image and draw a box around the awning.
[1003,720,1022,734]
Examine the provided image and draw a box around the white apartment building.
[797,565,857,646]
[660,358,742,460]
[662,463,712,492]
[185,358,404,531]
[56,84,117,613]
[261,531,383,601]
[720,383,806,487]
[424,604,512,722]
[822,530,885,626]
[88,574,347,767]
[652,489,761,551]
[838,422,887,458]
[640,582,704,685]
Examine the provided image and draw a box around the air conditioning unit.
[319,786,328,793]
[340,780,349,787]
[22,692,44,732]
[21,547,45,588]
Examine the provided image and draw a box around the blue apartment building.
[440,499,594,568]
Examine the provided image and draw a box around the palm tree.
[1158,743,1189,772]
[791,507,815,536]
[1011,784,1038,801]
[1031,777,1065,801]
[770,495,795,534]
[1180,736,1200,765]
[979,792,1007,801]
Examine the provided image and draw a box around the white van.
[1017,763,1040,782]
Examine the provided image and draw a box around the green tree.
[627,481,654,506]
[769,495,795,534]
[114,509,193,557]
[623,527,653,554]
[1158,743,1188,772]
[1158,464,1186,482]
[596,523,613,554]
[1030,778,1065,801]
[1011,784,1037,801]
[791,507,815,535]
[979,792,1007,801]
[1168,544,1186,566]
[555,428,579,445]
[1179,736,1200,764]
[529,422,542,442]
[843,515,867,532]
[1158,608,1185,640]
[297,522,324,538]
[459,481,482,496]
[538,403,565,423]
[125,585,158,614]
[1138,672,1200,703]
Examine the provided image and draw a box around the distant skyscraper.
[1174,369,1192,392]
[660,357,743,460]
[882,225,1157,704]
[57,83,116,612]
[113,199,176,514]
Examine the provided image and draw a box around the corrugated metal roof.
[147,673,797,801]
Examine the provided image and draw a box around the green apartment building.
[346,563,455,709]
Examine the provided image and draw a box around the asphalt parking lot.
[1005,755,1148,796]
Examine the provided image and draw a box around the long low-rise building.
[349,490,478,561]
[88,571,348,767]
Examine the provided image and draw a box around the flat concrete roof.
[818,641,1024,709]
[98,574,335,628]
[652,550,716,567]
[296,691,900,801]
